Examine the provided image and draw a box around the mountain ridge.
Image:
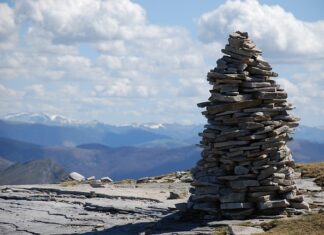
[0,137,200,180]
[0,137,322,184]
[0,158,67,185]
[1,115,324,148]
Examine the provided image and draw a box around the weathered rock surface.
[0,182,189,234]
[230,225,264,235]
[0,176,322,235]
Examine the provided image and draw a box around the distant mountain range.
[0,113,202,147]
[0,136,322,184]
[0,112,323,185]
[2,113,323,147]
[0,137,200,182]
[2,112,93,126]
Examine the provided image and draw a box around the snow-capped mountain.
[2,113,89,126]
[0,112,203,147]
[130,122,166,129]
[1,113,173,130]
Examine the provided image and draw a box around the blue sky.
[135,0,324,32]
[0,0,323,126]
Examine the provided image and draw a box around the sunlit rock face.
[188,31,309,219]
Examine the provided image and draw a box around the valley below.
[1,116,324,185]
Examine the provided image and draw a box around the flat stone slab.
[0,183,189,234]
[295,178,322,192]
[230,180,260,189]
[221,202,253,210]
[230,225,264,235]
[207,100,262,114]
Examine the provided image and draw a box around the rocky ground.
[0,171,323,235]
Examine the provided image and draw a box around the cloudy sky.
[0,0,323,126]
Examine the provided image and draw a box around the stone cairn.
[187,31,309,219]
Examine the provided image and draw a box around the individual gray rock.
[214,140,249,148]
[68,172,85,181]
[257,91,287,99]
[220,192,246,203]
[210,93,252,102]
[222,208,255,219]
[234,166,250,175]
[257,166,277,180]
[87,176,95,181]
[220,202,253,210]
[242,82,271,88]
[249,185,280,192]
[229,225,264,235]
[100,176,113,183]
[257,199,289,209]
[230,180,260,189]
[289,201,310,210]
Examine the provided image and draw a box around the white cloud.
[274,63,324,126]
[195,0,324,126]
[0,0,323,126]
[56,55,91,69]
[59,85,80,96]
[96,40,127,56]
[25,84,45,97]
[276,78,299,95]
[92,79,157,98]
[15,0,146,43]
[4,0,207,123]
[136,85,156,97]
[6,0,210,86]
[197,0,324,58]
[98,55,122,70]
[0,84,19,97]
[104,79,132,97]
[0,3,17,49]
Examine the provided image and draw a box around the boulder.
[258,199,289,210]
[68,172,85,182]
[100,177,113,183]
[87,176,95,181]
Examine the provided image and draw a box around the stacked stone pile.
[188,31,309,219]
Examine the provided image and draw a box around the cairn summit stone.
[188,31,309,219]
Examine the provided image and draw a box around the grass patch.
[296,162,324,187]
[182,170,192,177]
[255,213,324,235]
[152,170,192,179]
[213,225,230,235]
[260,220,279,231]
[163,178,176,183]
[60,180,81,187]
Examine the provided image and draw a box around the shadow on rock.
[80,212,207,235]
